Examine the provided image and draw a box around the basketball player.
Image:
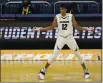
[33,4,94,80]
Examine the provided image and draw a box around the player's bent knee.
[73,48,84,64]
[48,55,57,64]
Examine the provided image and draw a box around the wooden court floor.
[1,61,102,82]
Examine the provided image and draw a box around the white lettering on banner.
[27,27,35,38]
[87,31,93,39]
[45,30,53,38]
[74,29,80,38]
[4,28,12,39]
[0,27,4,38]
[36,31,40,38]
[20,27,27,39]
[82,30,86,39]
[1,53,99,60]
[54,29,58,38]
[42,32,46,35]
[33,54,50,60]
[65,54,75,60]
[12,27,20,39]
[56,54,64,60]
[82,54,93,60]
[94,27,101,38]
[1,54,12,60]
[0,27,102,39]
[41,54,51,60]
[14,54,26,60]
[24,54,34,60]
[0,27,4,32]
[75,54,93,60]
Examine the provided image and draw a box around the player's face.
[60,7,67,15]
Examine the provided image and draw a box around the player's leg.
[39,36,65,80]
[73,47,90,79]
[66,37,90,78]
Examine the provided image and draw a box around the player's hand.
[86,27,95,31]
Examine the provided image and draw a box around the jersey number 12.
[62,24,68,30]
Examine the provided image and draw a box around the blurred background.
[0,0,102,82]
[0,0,102,49]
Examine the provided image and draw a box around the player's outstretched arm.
[33,17,57,31]
[72,15,94,31]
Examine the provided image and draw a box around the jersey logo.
[60,21,69,23]
[62,17,67,19]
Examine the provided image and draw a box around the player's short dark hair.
[60,4,68,9]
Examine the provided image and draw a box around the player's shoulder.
[56,13,61,17]
[66,13,73,16]
[55,13,61,19]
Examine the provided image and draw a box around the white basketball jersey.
[56,13,73,37]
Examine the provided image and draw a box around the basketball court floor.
[1,60,101,82]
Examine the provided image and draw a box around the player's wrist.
[83,28,88,31]
[83,27,94,31]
